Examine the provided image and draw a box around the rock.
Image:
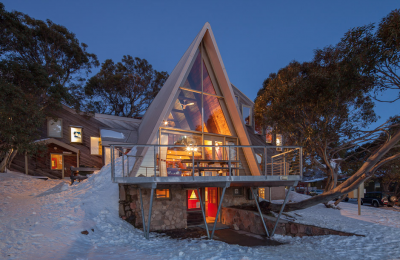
[233,223,239,230]
[81,230,89,235]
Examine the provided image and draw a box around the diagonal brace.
[251,187,270,237]
[271,186,293,237]
[197,188,210,239]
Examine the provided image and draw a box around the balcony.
[110,144,303,188]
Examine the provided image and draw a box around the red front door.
[206,187,218,218]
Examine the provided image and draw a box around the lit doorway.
[205,187,218,223]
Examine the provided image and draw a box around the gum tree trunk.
[269,130,400,212]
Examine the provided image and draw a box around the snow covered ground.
[1,168,400,260]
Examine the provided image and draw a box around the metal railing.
[110,144,303,182]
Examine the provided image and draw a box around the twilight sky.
[3,0,400,129]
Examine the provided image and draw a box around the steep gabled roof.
[137,22,261,176]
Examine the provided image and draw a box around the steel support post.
[197,188,210,238]
[139,188,147,237]
[153,146,157,179]
[251,187,270,237]
[271,186,293,236]
[146,187,155,239]
[211,186,228,239]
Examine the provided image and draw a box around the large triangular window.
[163,46,232,136]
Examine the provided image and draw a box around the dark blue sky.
[3,0,400,129]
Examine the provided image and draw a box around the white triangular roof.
[137,22,260,176]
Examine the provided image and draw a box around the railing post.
[264,147,267,177]
[192,150,195,179]
[111,145,115,182]
[271,157,274,176]
[153,145,157,179]
[122,148,125,178]
[283,153,286,176]
[127,153,130,178]
[228,147,232,180]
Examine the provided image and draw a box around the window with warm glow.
[156,189,170,199]
[70,126,83,143]
[47,118,62,138]
[187,189,200,210]
[51,154,63,170]
[162,48,232,136]
[276,134,283,151]
[90,137,102,155]
[266,127,273,144]
[258,188,265,199]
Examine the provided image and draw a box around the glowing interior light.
[189,190,198,200]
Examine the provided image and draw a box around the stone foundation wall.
[221,207,360,237]
[119,185,187,231]
[118,185,288,232]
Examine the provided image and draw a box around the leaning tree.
[0,3,98,172]
[254,34,400,211]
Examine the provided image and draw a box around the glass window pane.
[48,119,62,138]
[181,51,202,92]
[242,106,251,125]
[266,127,273,143]
[202,61,217,95]
[156,189,170,199]
[187,189,200,210]
[164,90,202,132]
[203,95,231,135]
[90,137,102,155]
[71,127,83,143]
[51,154,63,170]
[160,130,202,177]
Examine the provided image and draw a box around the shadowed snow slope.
[1,165,400,259]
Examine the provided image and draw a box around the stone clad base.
[221,207,362,237]
[119,185,187,231]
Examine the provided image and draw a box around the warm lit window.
[70,126,83,143]
[90,137,102,155]
[187,189,200,210]
[258,188,265,199]
[276,134,283,151]
[242,105,251,126]
[51,154,63,170]
[266,127,273,144]
[47,118,62,138]
[156,189,170,199]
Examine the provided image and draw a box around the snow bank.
[2,156,400,259]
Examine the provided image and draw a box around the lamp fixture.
[181,101,195,109]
